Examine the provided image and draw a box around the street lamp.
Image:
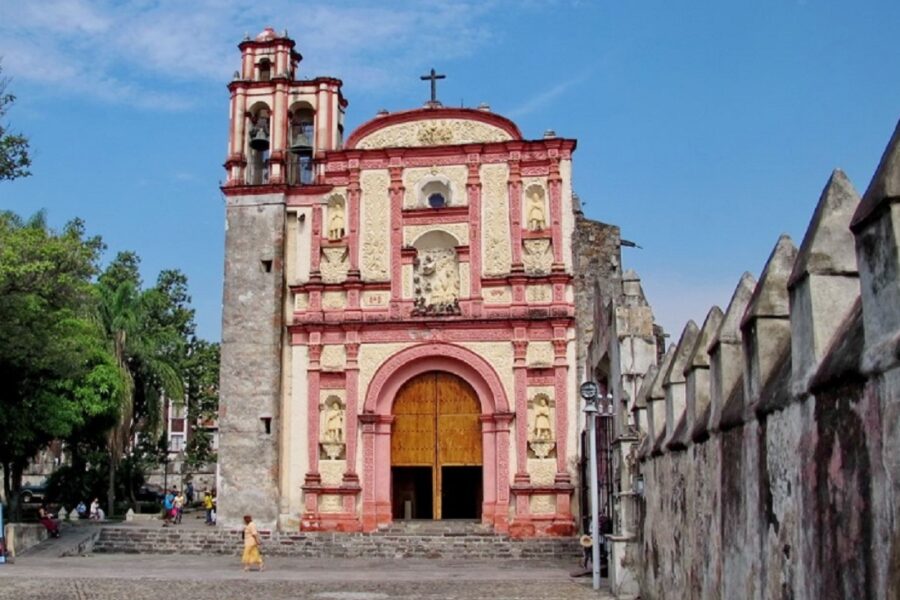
[580,380,601,591]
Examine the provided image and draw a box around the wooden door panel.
[391,371,483,518]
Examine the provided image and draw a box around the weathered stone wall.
[218,196,286,530]
[633,123,900,600]
[572,213,623,384]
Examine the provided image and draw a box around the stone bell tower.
[218,27,347,529]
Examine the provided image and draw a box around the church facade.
[218,28,581,537]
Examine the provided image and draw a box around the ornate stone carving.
[412,248,461,316]
[418,123,453,145]
[320,395,346,460]
[528,393,556,459]
[403,166,468,209]
[404,224,468,247]
[327,195,346,241]
[361,291,389,307]
[525,185,547,231]
[356,119,512,150]
[322,291,346,310]
[318,494,343,513]
[320,246,349,284]
[320,344,346,371]
[529,494,556,515]
[484,286,512,304]
[526,342,554,368]
[522,238,553,275]
[526,284,551,303]
[480,163,512,276]
[360,170,391,281]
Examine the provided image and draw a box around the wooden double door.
[391,372,483,520]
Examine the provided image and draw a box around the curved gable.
[347,108,521,150]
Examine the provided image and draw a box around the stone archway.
[360,343,512,532]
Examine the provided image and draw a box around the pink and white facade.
[218,29,580,537]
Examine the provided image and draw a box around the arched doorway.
[391,372,482,520]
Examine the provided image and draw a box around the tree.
[96,254,190,514]
[0,62,31,181]
[0,211,119,518]
[183,340,220,475]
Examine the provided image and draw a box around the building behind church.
[217,28,647,538]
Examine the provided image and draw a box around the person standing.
[185,481,194,505]
[174,490,185,525]
[89,498,101,520]
[162,489,175,527]
[203,490,214,525]
[241,515,264,571]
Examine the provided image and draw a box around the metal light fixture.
[580,381,601,591]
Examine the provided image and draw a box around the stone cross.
[420,68,446,104]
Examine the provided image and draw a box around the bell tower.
[224,27,346,187]
[218,28,348,530]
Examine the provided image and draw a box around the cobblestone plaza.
[0,554,611,599]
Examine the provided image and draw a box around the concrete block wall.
[633,121,900,600]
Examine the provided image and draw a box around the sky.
[1,0,898,343]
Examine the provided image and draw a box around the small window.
[428,193,446,208]
[258,59,271,82]
[419,178,452,209]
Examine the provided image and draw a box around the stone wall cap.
[810,298,865,389]
[741,235,798,329]
[788,169,861,288]
[663,321,699,386]
[686,306,724,371]
[851,119,900,231]
[709,272,756,351]
[649,346,676,400]
[633,364,658,409]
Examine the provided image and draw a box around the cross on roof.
[420,68,446,106]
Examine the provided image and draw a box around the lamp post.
[580,380,601,590]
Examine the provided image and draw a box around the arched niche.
[246,102,272,185]
[523,184,548,232]
[411,230,461,315]
[288,102,316,184]
[326,193,347,241]
[416,175,454,209]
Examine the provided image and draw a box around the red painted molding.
[345,107,523,149]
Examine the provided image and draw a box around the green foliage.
[0,63,31,181]
[183,339,219,472]
[0,211,119,511]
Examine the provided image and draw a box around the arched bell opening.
[288,103,315,185]
[257,58,272,82]
[246,102,271,185]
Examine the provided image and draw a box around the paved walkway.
[0,553,613,599]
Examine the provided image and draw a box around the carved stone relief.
[320,344,346,371]
[319,395,346,460]
[327,195,346,241]
[360,170,391,281]
[522,238,553,275]
[362,291,389,307]
[525,185,547,232]
[403,166,468,209]
[526,342,554,368]
[484,286,512,305]
[294,292,309,311]
[412,248,461,316]
[356,119,513,150]
[526,284,552,303]
[480,163,512,276]
[528,393,556,459]
[322,291,346,310]
[320,246,349,284]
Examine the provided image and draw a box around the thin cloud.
[0,0,501,110]
[506,73,588,118]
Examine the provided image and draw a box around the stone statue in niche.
[528,393,556,459]
[327,197,346,241]
[412,248,461,316]
[320,396,345,460]
[526,187,547,232]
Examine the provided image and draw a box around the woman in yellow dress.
[241,515,264,571]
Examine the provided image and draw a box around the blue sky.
[1,0,898,343]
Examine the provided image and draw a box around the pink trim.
[345,107,523,149]
[310,205,322,272]
[513,338,529,481]
[389,165,404,317]
[508,160,523,266]
[548,159,564,265]
[360,343,512,531]
[344,337,360,480]
[467,162,483,309]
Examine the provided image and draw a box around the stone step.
[91,525,581,560]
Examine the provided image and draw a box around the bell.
[249,127,270,151]
[290,131,312,154]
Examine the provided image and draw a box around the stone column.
[480,415,497,524]
[548,157,564,266]
[493,412,514,532]
[389,164,404,318]
[467,159,483,313]
[508,156,523,266]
